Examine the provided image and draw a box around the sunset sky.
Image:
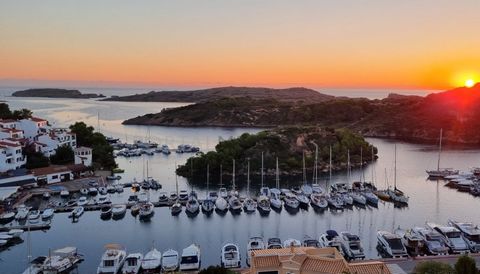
[1,0,479,90]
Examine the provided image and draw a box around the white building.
[0,119,18,129]
[0,140,26,173]
[74,146,92,167]
[16,117,49,140]
[34,129,76,157]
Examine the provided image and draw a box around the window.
[52,175,58,180]
[103,260,114,267]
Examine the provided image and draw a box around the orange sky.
[1,1,479,90]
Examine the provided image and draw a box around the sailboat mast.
[394,144,397,190]
[329,146,332,193]
[247,159,250,195]
[360,147,364,182]
[437,128,443,171]
[347,149,351,185]
[371,146,375,186]
[175,162,179,195]
[313,144,319,185]
[302,151,306,185]
[232,159,235,190]
[261,152,264,188]
[206,164,209,196]
[276,157,279,189]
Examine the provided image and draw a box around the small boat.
[349,192,367,205]
[284,193,300,210]
[243,198,256,213]
[28,210,41,221]
[158,192,170,205]
[427,222,469,254]
[15,205,30,220]
[43,192,51,199]
[98,187,108,195]
[319,230,344,255]
[178,190,189,204]
[296,193,310,208]
[60,190,70,198]
[186,196,200,215]
[310,193,328,209]
[130,204,140,216]
[66,199,77,207]
[121,253,143,274]
[283,238,301,248]
[142,248,162,273]
[339,232,365,260]
[411,226,448,255]
[219,188,228,199]
[327,194,344,210]
[257,196,271,214]
[362,191,379,206]
[88,187,98,195]
[42,208,55,220]
[208,191,218,202]
[228,196,242,213]
[376,231,408,258]
[107,185,116,193]
[171,201,182,215]
[169,192,178,203]
[8,229,24,238]
[21,256,47,274]
[69,206,84,218]
[221,243,241,268]
[246,237,265,266]
[302,235,321,247]
[131,183,140,192]
[112,204,127,219]
[215,197,228,212]
[97,244,127,274]
[312,183,324,194]
[106,175,121,181]
[97,195,111,205]
[0,233,13,242]
[201,198,215,213]
[267,238,282,249]
[115,185,124,193]
[127,195,139,206]
[162,249,179,272]
[449,220,480,252]
[179,244,201,271]
[42,246,83,274]
[80,188,89,195]
[77,196,88,206]
[100,205,112,219]
[139,202,155,220]
[270,192,282,210]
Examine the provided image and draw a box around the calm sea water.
[1,87,479,274]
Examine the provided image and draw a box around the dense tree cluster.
[0,103,33,120]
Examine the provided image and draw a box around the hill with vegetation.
[103,86,334,103]
[176,126,376,180]
[12,88,105,98]
[125,84,480,145]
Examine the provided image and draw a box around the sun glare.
[465,79,475,88]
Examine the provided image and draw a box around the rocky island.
[12,88,105,99]
[102,86,334,103]
[176,126,376,181]
[124,84,480,145]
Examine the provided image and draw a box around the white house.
[35,129,76,157]
[31,165,73,184]
[0,119,18,129]
[74,146,92,166]
[16,117,49,140]
[0,140,26,173]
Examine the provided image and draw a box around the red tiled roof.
[301,257,350,273]
[1,128,23,133]
[30,117,47,122]
[349,261,392,274]
[0,119,16,123]
[0,141,20,147]
[251,256,281,268]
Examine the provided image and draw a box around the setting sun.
[466,79,475,88]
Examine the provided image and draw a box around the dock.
[0,221,51,232]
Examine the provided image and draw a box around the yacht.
[168,192,178,203]
[77,196,88,206]
[267,238,282,249]
[449,220,480,252]
[208,191,218,202]
[186,195,200,214]
[139,202,155,220]
[427,223,469,254]
[319,230,344,255]
[122,253,143,274]
[158,192,169,206]
[243,198,256,213]
[202,198,215,213]
[283,238,301,248]
[246,237,265,266]
[100,205,112,219]
[327,194,344,210]
[107,185,116,193]
[115,184,124,193]
[228,196,242,213]
[97,195,111,205]
[219,188,228,199]
[179,244,201,271]
[362,191,379,206]
[399,229,424,257]
[42,247,83,274]
[141,248,162,273]
[28,210,41,222]
[215,197,228,212]
[112,204,127,219]
[270,192,282,210]
[178,190,189,204]
[221,243,241,268]
[310,193,328,209]
[88,187,98,196]
[376,231,408,258]
[41,208,55,220]
[257,196,271,214]
[98,187,107,195]
[339,232,365,260]
[161,249,179,272]
[296,193,310,208]
[340,193,353,207]
[97,244,127,274]
[15,205,30,220]
[349,192,366,205]
[411,227,449,255]
[69,206,84,219]
[284,192,300,210]
[302,236,321,248]
[171,201,182,215]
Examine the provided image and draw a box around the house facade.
[0,140,26,173]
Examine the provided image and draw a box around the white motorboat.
[267,238,282,249]
[97,244,127,274]
[186,196,200,214]
[21,256,47,274]
[257,196,271,214]
[139,202,155,220]
[215,197,228,212]
[42,246,83,274]
[60,190,70,198]
[97,195,111,205]
[122,253,143,274]
[283,238,301,248]
[115,184,124,193]
[161,249,179,272]
[284,192,300,209]
[319,230,344,255]
[302,236,321,247]
[399,228,424,257]
[69,206,84,218]
[246,237,265,266]
[340,193,353,206]
[376,231,408,258]
[42,208,55,220]
[221,243,241,268]
[158,192,169,205]
[179,244,201,271]
[349,192,367,205]
[310,193,328,209]
[411,227,449,255]
[80,188,89,195]
[112,204,127,219]
[100,205,112,219]
[77,196,88,206]
[219,188,228,199]
[362,191,379,206]
[88,187,98,195]
[243,198,256,213]
[201,198,215,213]
[141,248,162,273]
[327,194,344,209]
[296,193,310,208]
[178,190,189,204]
[171,201,182,215]
[15,204,30,220]
[427,223,469,254]
[28,210,41,222]
[8,229,24,238]
[169,192,178,203]
[228,196,242,212]
[270,192,282,210]
[98,187,108,195]
[339,232,365,260]
[449,220,480,252]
